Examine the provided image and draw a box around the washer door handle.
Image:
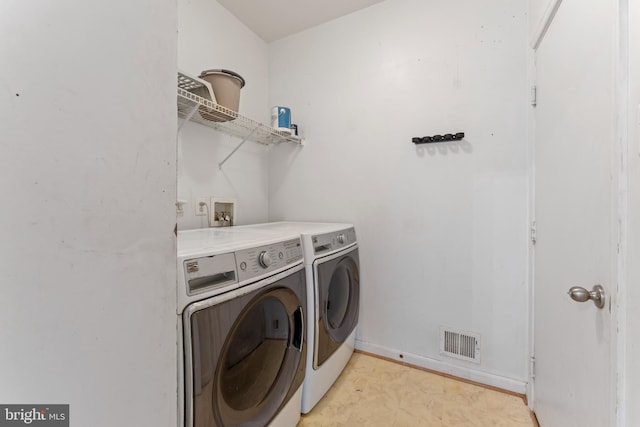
[291,306,304,352]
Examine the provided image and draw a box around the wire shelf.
[177,73,303,147]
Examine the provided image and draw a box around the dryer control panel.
[312,227,357,255]
[235,238,303,282]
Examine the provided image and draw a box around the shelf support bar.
[218,127,259,169]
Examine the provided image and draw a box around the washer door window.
[315,247,359,368]
[187,271,305,427]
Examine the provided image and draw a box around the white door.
[533,0,616,425]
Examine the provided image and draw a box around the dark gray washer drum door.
[189,269,306,427]
[315,247,359,368]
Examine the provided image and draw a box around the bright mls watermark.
[0,405,68,426]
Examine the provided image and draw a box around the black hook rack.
[412,132,465,144]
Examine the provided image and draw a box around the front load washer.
[177,228,307,427]
[232,222,360,413]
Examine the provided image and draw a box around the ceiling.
[216,0,387,42]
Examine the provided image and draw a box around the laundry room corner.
[267,0,530,392]
[177,0,272,230]
[4,0,640,424]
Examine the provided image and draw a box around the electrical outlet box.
[195,198,208,216]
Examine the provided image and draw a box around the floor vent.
[439,327,481,364]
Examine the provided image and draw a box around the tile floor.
[298,352,535,427]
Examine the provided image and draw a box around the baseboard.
[530,410,541,427]
[355,339,527,395]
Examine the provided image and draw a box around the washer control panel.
[312,227,357,255]
[236,238,303,282]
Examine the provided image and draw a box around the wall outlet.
[195,198,208,216]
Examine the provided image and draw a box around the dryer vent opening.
[439,327,481,364]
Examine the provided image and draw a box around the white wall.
[625,0,640,424]
[0,1,177,426]
[268,0,529,389]
[178,0,271,230]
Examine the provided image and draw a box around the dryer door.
[185,269,306,427]
[314,247,360,368]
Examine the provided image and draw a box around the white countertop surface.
[177,227,300,260]
[232,221,354,236]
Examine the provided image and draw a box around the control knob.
[258,251,272,269]
[337,234,346,244]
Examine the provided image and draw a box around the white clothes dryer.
[177,228,307,427]
[232,222,360,413]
